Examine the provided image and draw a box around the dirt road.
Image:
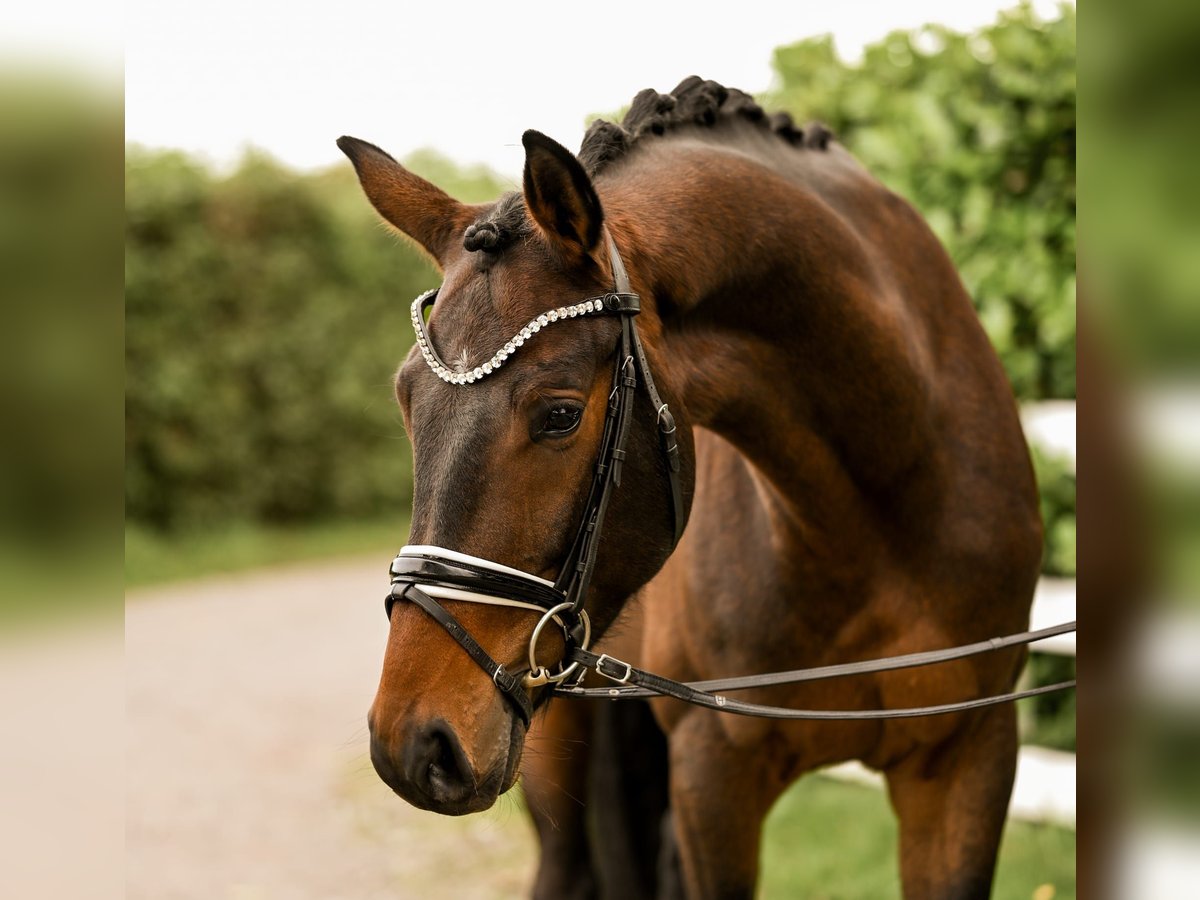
[126,556,537,900]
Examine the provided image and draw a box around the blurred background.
[125,8,1082,892]
[15,0,1200,896]
[121,4,1086,897]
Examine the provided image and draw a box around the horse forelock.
[463,193,529,254]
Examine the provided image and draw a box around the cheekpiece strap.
[606,231,634,295]
[397,583,534,726]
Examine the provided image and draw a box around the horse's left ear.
[522,130,603,259]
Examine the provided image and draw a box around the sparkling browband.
[410,289,615,385]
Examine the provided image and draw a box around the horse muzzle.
[369,710,524,815]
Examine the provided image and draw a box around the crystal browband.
[409,289,640,385]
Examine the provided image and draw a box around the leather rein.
[385,231,1076,727]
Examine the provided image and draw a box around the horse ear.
[337,136,471,266]
[521,130,603,258]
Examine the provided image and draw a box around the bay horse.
[340,77,1042,899]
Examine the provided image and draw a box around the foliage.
[1032,446,1076,578]
[768,3,1076,400]
[1021,651,1077,752]
[1022,445,1076,749]
[125,149,506,531]
[770,2,1078,756]
[1084,0,1200,370]
[2,76,121,619]
[125,515,407,588]
[126,5,1076,547]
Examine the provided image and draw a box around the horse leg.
[522,699,598,900]
[588,699,670,900]
[884,705,1019,900]
[665,714,783,900]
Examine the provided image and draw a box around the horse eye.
[541,404,583,437]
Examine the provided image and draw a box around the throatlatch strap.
[396,584,533,726]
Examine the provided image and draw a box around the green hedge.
[769,3,1075,400]
[125,150,494,530]
[125,5,1075,535]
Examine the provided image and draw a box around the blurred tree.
[1085,0,1200,370]
[125,148,507,531]
[768,2,1075,400]
[126,6,1076,544]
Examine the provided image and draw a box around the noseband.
[387,231,684,726]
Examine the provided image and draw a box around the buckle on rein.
[595,653,633,684]
[523,602,593,688]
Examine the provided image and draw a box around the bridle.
[387,229,684,726]
[385,231,1076,728]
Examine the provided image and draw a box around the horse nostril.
[421,721,470,801]
[369,716,485,809]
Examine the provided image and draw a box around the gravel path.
[126,556,537,900]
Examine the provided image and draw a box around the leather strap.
[553,229,680,618]
[601,292,641,314]
[555,621,1077,721]
[607,233,633,294]
[396,583,534,726]
[606,231,686,546]
[565,621,1076,697]
[628,322,685,545]
[389,555,565,613]
[555,312,636,616]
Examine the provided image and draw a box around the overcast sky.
[115,0,1064,177]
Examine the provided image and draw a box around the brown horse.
[341,77,1042,899]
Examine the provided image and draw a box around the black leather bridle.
[385,232,1076,727]
[387,231,685,725]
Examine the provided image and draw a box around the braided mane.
[462,76,831,253]
[579,75,831,176]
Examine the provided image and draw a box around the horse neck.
[606,143,944,532]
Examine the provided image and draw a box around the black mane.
[580,75,831,176]
[462,77,831,254]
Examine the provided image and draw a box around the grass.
[761,776,1075,899]
[124,515,408,589]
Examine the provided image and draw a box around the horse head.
[339,130,692,814]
